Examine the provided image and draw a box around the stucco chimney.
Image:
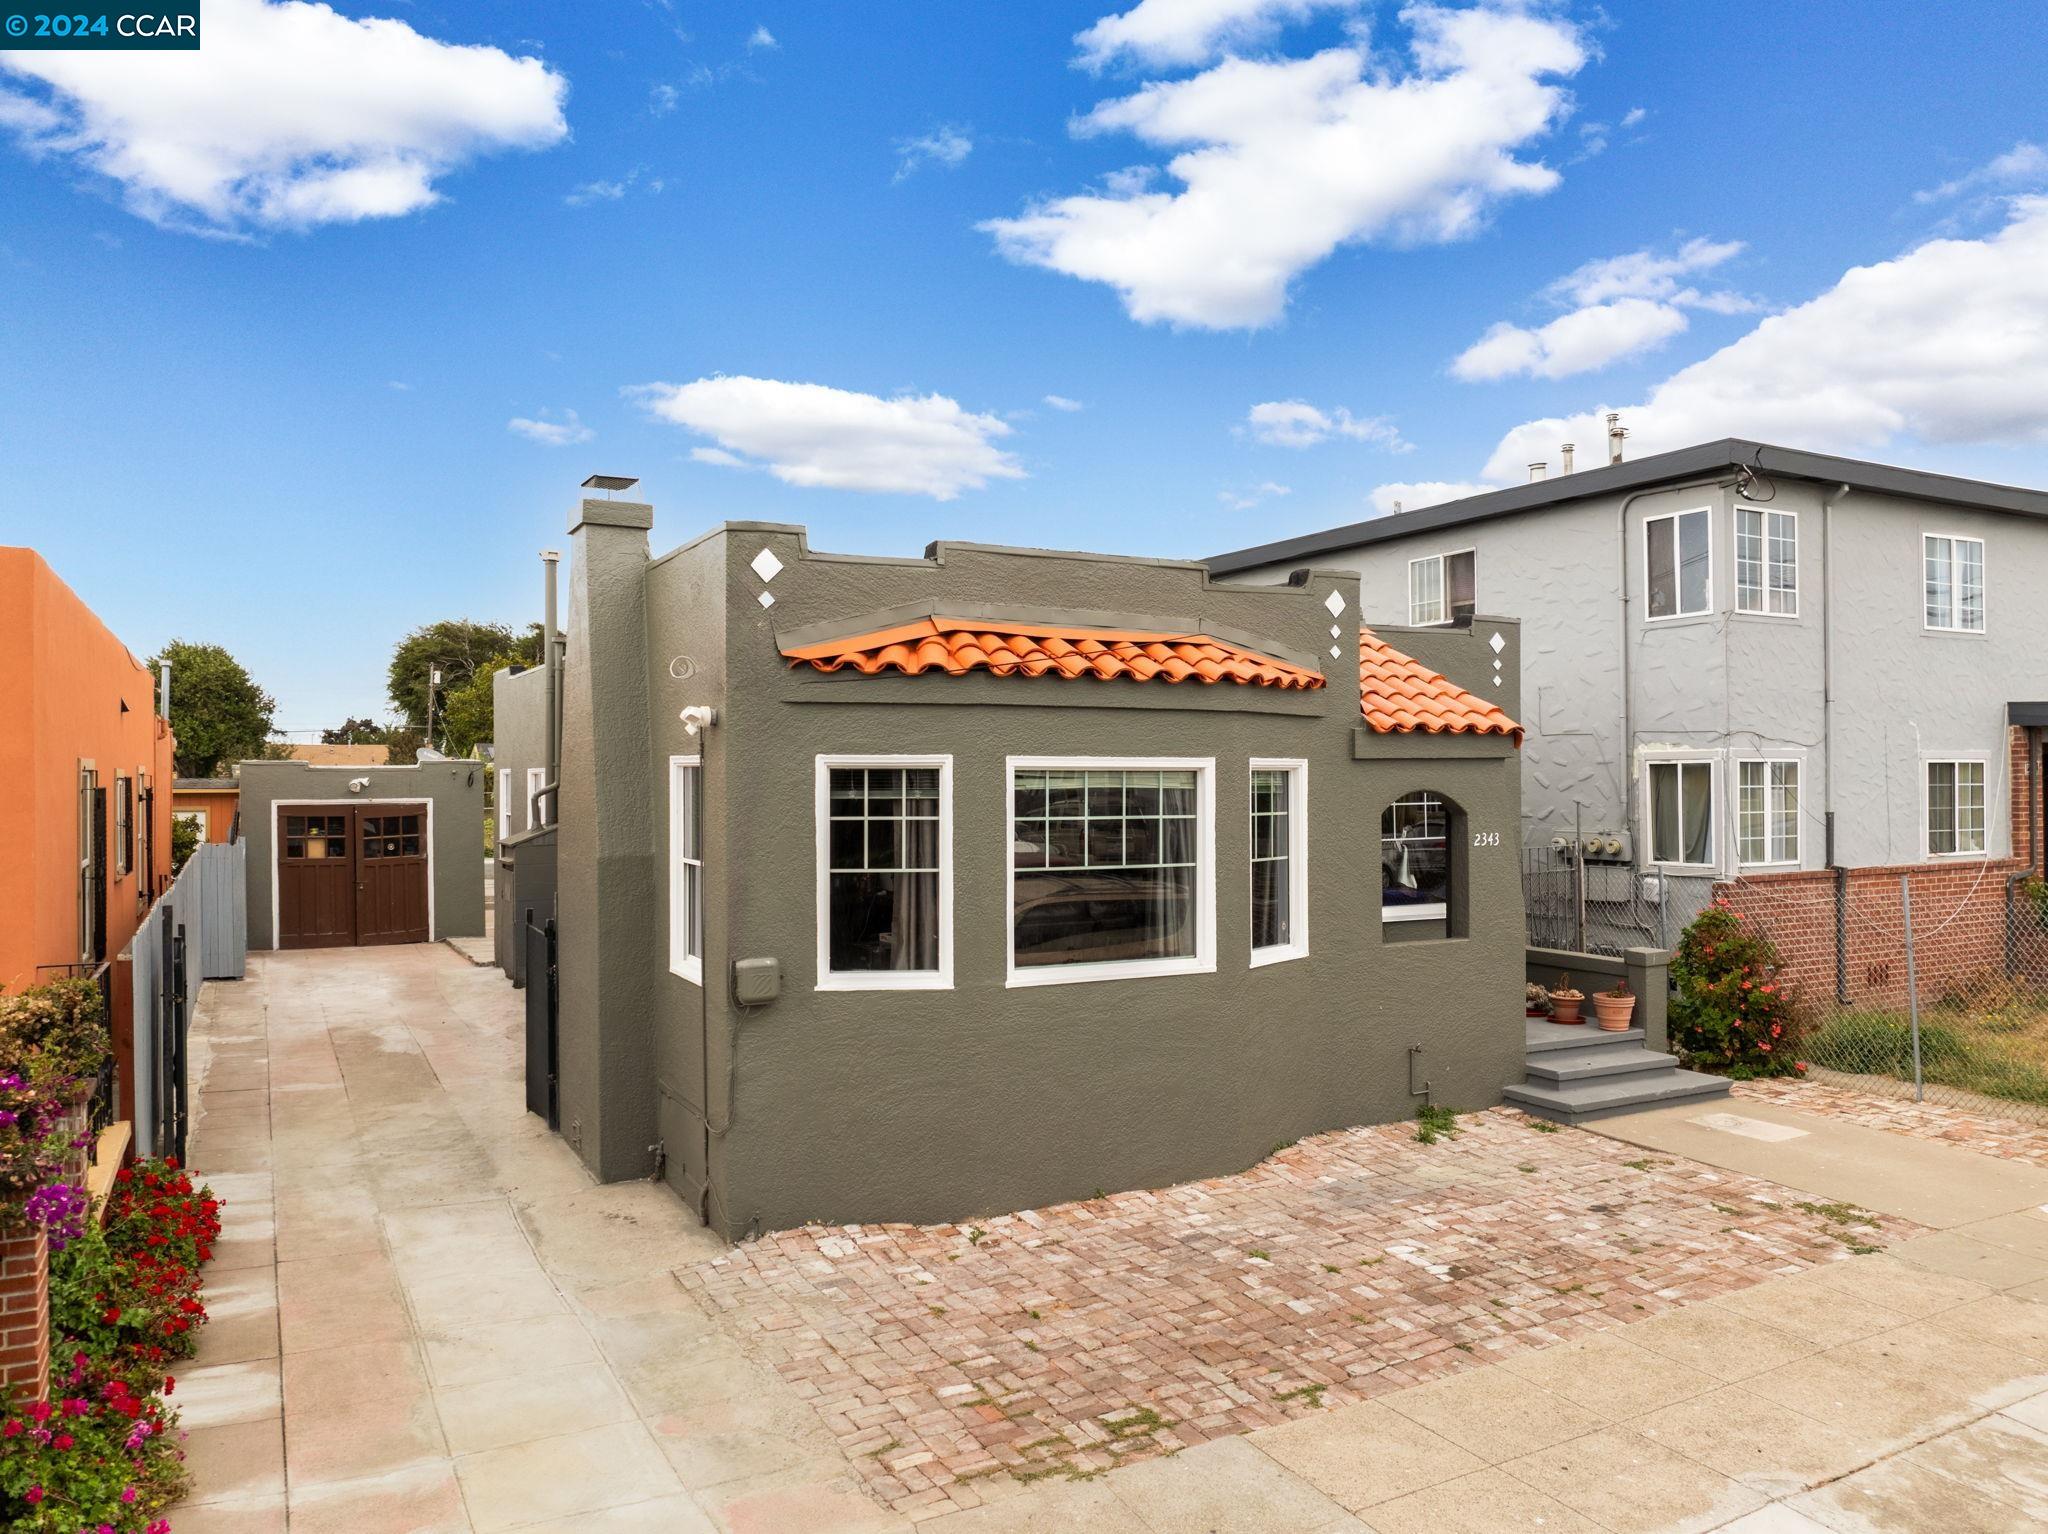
[1528,461,1547,482]
[1560,443,1575,474]
[1607,413,1628,464]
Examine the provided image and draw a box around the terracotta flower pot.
[1593,993,1638,1031]
[1550,992,1585,1024]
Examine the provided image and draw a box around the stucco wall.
[171,787,241,844]
[491,664,550,975]
[598,522,1526,1238]
[236,759,485,949]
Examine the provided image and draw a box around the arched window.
[1381,790,1466,936]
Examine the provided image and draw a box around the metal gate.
[157,901,189,1163]
[524,913,559,1129]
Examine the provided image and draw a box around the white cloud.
[1244,399,1406,450]
[1477,197,2048,481]
[565,166,661,206]
[508,408,594,447]
[649,82,680,116]
[1043,394,1085,412]
[1916,141,2048,204]
[1075,0,1363,72]
[1367,480,1492,514]
[689,446,747,468]
[894,125,973,183]
[0,0,567,236]
[630,376,1025,500]
[1452,237,1749,381]
[1219,480,1291,509]
[982,5,1586,329]
[747,24,778,50]
[1619,106,1646,129]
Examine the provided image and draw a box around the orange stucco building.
[170,779,240,843]
[0,548,178,993]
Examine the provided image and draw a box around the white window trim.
[1922,530,1987,635]
[525,766,547,830]
[1406,549,1474,628]
[1248,758,1309,968]
[1005,755,1216,990]
[497,768,511,845]
[1384,904,1448,925]
[1733,754,1803,869]
[1643,506,1714,622]
[814,754,954,992]
[1922,754,1992,861]
[1734,505,1799,619]
[669,754,704,985]
[1641,754,1721,871]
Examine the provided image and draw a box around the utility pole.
[427,666,442,753]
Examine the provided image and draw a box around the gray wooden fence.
[184,841,247,981]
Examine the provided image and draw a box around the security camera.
[680,705,719,737]
[348,776,370,793]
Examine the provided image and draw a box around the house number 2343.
[1471,830,1502,847]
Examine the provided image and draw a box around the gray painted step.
[1504,1068,1731,1125]
[1526,1045,1682,1086]
[1526,1020,1644,1054]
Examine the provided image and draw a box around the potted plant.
[1593,977,1637,1032]
[1549,973,1585,1024]
[1525,983,1552,1019]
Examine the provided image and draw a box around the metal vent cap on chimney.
[1606,413,1628,465]
[581,474,639,495]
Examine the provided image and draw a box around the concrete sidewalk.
[172,946,2048,1532]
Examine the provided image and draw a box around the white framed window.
[669,755,704,982]
[1735,758,1800,866]
[1647,758,1716,868]
[1735,506,1798,616]
[1407,550,1476,627]
[1381,790,1450,923]
[1925,759,1987,857]
[1007,757,1215,988]
[1249,760,1308,966]
[816,756,952,990]
[1924,533,1986,632]
[525,766,547,830]
[1645,507,1712,620]
[497,768,511,844]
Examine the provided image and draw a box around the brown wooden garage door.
[277,805,430,949]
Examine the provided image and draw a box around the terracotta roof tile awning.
[783,617,1326,690]
[1359,630,1522,742]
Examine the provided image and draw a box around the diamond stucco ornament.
[1329,644,1341,659]
[1488,630,1505,654]
[757,591,775,609]
[751,548,784,583]
[1324,590,1345,618]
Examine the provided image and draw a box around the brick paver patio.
[1735,1077,2048,1168]
[683,1105,1917,1521]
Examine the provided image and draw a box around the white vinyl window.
[1645,508,1712,619]
[526,766,547,830]
[1924,534,1986,632]
[1648,759,1716,867]
[1008,757,1214,987]
[1736,759,1800,866]
[1249,760,1308,966]
[669,756,703,982]
[816,756,952,990]
[497,768,511,844]
[1926,760,1987,857]
[1381,791,1450,923]
[1407,550,1476,627]
[1735,507,1798,616]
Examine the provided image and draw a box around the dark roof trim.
[1207,439,2048,575]
[2011,703,2048,728]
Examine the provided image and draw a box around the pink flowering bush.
[1670,899,1805,1079]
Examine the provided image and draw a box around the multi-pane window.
[1250,764,1305,959]
[115,775,133,876]
[1646,508,1711,619]
[1649,761,1715,866]
[1927,761,1987,856]
[1736,507,1798,615]
[361,814,423,858]
[282,814,347,859]
[1408,551,1476,626]
[1381,791,1449,921]
[1736,760,1800,866]
[824,762,945,982]
[1924,534,1986,632]
[670,757,703,981]
[1011,765,1202,975]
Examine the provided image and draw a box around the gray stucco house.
[524,492,1530,1238]
[1210,438,2048,997]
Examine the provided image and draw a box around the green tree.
[438,653,524,759]
[149,640,277,778]
[386,620,541,739]
[321,716,388,745]
[381,726,424,765]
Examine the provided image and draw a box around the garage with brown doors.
[276,804,431,947]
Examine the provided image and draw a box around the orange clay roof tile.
[1359,628,1522,742]
[782,617,1326,690]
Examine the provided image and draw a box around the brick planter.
[0,1218,50,1405]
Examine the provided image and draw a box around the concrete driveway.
[171,945,2048,1533]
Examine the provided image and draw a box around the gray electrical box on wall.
[732,957,780,1005]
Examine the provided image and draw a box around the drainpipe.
[540,550,561,824]
[1820,483,1851,1001]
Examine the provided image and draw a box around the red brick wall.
[0,1222,50,1405]
[1716,728,2044,1009]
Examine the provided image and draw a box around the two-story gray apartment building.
[1211,437,2048,1001]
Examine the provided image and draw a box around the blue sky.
[3,0,2047,731]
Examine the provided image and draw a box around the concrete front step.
[1503,1068,1731,1125]
[1526,1044,1682,1086]
[1525,1020,1644,1054]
